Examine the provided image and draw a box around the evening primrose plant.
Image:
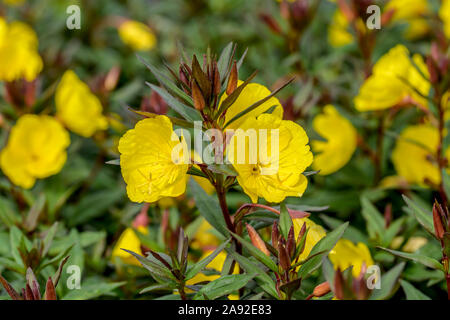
[115,44,355,300]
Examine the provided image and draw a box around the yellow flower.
[55,70,108,137]
[190,219,220,251]
[329,239,374,278]
[440,0,450,39]
[0,17,43,82]
[119,115,189,203]
[220,81,283,130]
[311,105,357,175]
[111,226,149,266]
[292,217,326,261]
[355,45,430,112]
[391,236,427,253]
[0,115,70,189]
[185,250,239,299]
[118,20,156,51]
[328,10,353,48]
[3,0,24,5]
[385,0,430,39]
[227,113,313,203]
[392,124,450,186]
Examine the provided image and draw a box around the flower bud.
[226,60,238,95]
[191,80,206,111]
[313,281,331,297]
[433,201,446,240]
[246,223,270,256]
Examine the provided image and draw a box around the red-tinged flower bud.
[213,61,221,96]
[141,91,168,115]
[297,221,307,248]
[259,13,282,34]
[384,203,392,228]
[431,42,440,63]
[179,65,190,94]
[290,0,309,22]
[132,203,150,228]
[44,277,57,300]
[226,60,238,95]
[433,202,445,240]
[286,225,296,258]
[313,281,331,297]
[104,66,121,91]
[272,221,280,248]
[246,223,270,256]
[334,268,345,300]
[337,0,355,22]
[280,1,290,20]
[381,9,395,26]
[278,240,291,271]
[191,80,206,111]
[426,56,439,84]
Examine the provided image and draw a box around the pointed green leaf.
[185,239,231,280]
[377,247,443,271]
[189,178,229,237]
[193,273,255,300]
[147,83,202,122]
[279,203,293,240]
[400,280,431,300]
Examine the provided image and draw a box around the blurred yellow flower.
[328,10,353,48]
[55,70,108,137]
[311,105,357,175]
[111,226,149,266]
[119,115,189,203]
[3,0,24,5]
[0,17,43,82]
[220,81,283,130]
[391,236,427,253]
[440,0,450,39]
[0,115,70,189]
[118,20,156,51]
[385,0,430,39]
[392,124,450,186]
[227,113,313,203]
[190,219,220,251]
[329,239,374,277]
[355,45,430,111]
[292,217,326,262]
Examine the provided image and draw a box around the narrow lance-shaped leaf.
[0,274,22,300]
[377,247,444,271]
[128,107,195,129]
[279,203,293,240]
[137,55,193,105]
[402,195,435,237]
[400,280,431,300]
[226,249,278,299]
[185,239,231,280]
[147,83,202,122]
[121,249,177,282]
[188,178,230,237]
[193,273,256,300]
